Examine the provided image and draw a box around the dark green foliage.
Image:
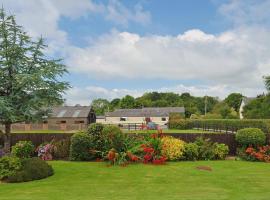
[102,125,127,152]
[87,123,106,158]
[194,137,216,160]
[236,147,257,161]
[183,143,199,161]
[265,76,270,92]
[0,8,69,150]
[219,104,232,119]
[192,137,229,160]
[52,139,70,160]
[211,102,238,119]
[214,144,229,160]
[243,95,270,119]
[0,156,21,180]
[11,141,34,158]
[225,93,243,112]
[87,123,105,137]
[184,119,270,133]
[106,92,219,117]
[119,95,139,109]
[168,119,192,129]
[91,99,110,116]
[235,128,266,147]
[70,132,94,161]
[6,157,53,183]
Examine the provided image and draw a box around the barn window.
[75,121,84,124]
[120,117,127,121]
[161,117,166,121]
[57,120,66,124]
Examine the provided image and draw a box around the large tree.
[224,93,243,112]
[91,98,110,115]
[0,9,69,151]
[265,76,270,92]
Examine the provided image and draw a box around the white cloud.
[65,86,143,105]
[219,0,270,26]
[2,0,270,103]
[66,27,270,89]
[1,0,151,55]
[105,0,151,26]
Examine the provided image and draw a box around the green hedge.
[235,128,266,147]
[169,119,270,133]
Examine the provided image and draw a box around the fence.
[3,132,269,155]
[169,119,270,133]
[119,123,145,131]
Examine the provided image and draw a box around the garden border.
[1,132,270,155]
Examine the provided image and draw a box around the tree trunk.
[4,123,11,153]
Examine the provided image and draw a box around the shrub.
[6,157,54,183]
[244,145,270,162]
[102,125,126,152]
[214,143,229,160]
[36,143,56,161]
[236,147,255,161]
[161,136,185,161]
[141,134,166,165]
[11,141,34,159]
[87,123,106,158]
[87,123,105,137]
[194,137,216,160]
[0,156,21,180]
[70,132,94,161]
[183,143,199,161]
[235,128,266,147]
[52,139,70,160]
[168,119,192,129]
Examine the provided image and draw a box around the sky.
[1,0,270,105]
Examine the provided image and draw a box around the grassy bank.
[0,161,270,200]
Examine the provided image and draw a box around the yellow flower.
[161,136,185,161]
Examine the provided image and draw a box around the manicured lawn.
[126,129,215,134]
[1,161,270,200]
[12,129,214,134]
[11,130,75,134]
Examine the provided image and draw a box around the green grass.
[126,129,215,134]
[1,161,270,200]
[11,129,213,134]
[11,130,75,134]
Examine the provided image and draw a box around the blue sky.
[2,0,270,105]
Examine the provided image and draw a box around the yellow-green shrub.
[161,136,185,161]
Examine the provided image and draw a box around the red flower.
[108,150,116,161]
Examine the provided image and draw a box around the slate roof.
[49,106,93,118]
[106,107,185,117]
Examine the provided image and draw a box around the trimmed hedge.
[69,132,94,161]
[6,157,53,183]
[235,128,266,147]
[169,119,270,133]
[168,119,193,129]
[0,157,53,183]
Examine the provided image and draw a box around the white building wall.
[239,101,245,119]
[104,116,169,125]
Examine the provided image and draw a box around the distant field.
[125,129,215,134]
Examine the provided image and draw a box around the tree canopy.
[0,9,69,149]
